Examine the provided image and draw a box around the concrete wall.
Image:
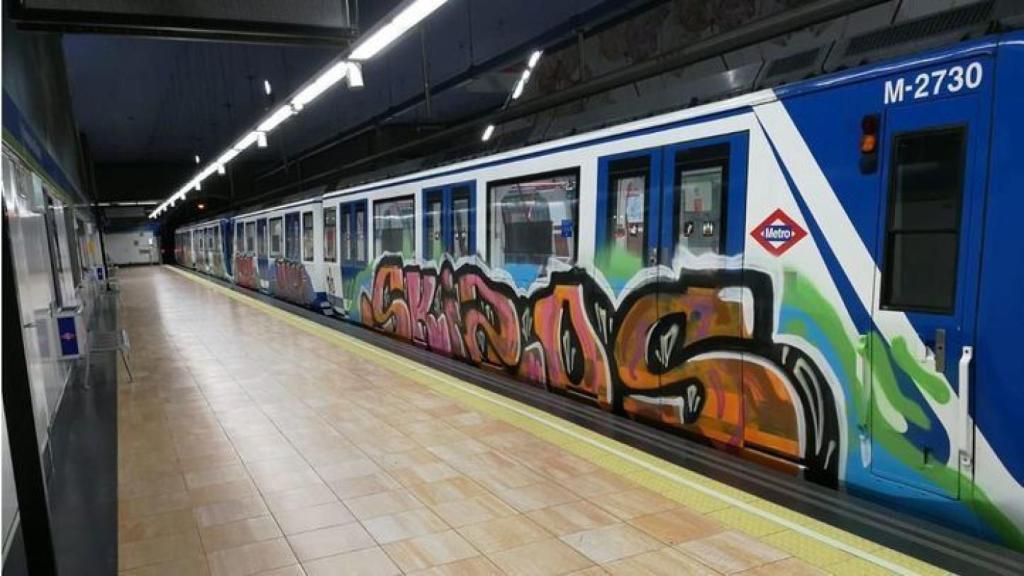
[104,230,159,265]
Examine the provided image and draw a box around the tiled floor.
[115,266,838,575]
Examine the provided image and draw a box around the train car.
[232,199,329,310]
[305,32,1024,550]
[176,218,232,281]
[171,31,1024,550]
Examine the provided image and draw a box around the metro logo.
[751,209,807,256]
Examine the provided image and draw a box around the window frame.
[880,125,967,314]
[285,212,301,261]
[338,200,369,265]
[671,142,731,257]
[486,167,581,269]
[422,181,477,261]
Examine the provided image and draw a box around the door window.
[451,184,474,259]
[424,192,444,260]
[673,143,729,257]
[285,213,300,261]
[301,211,314,262]
[268,218,281,257]
[324,207,337,262]
[603,156,649,276]
[881,128,965,313]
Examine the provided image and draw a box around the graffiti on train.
[357,255,840,485]
[234,255,317,306]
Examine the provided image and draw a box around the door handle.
[934,328,946,373]
[958,346,974,468]
[648,247,659,266]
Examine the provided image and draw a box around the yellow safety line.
[165,266,945,575]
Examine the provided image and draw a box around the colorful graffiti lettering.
[357,255,840,485]
[272,259,317,306]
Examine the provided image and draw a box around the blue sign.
[560,219,573,238]
[56,316,79,357]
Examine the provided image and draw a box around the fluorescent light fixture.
[217,164,226,175]
[257,105,294,133]
[511,69,531,100]
[264,79,272,95]
[256,132,268,148]
[346,62,364,89]
[217,149,239,165]
[194,155,201,164]
[292,60,349,109]
[194,180,201,192]
[528,50,543,69]
[481,124,495,141]
[234,131,260,151]
[349,0,448,61]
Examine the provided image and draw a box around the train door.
[598,133,749,446]
[423,182,476,262]
[338,200,368,310]
[870,85,990,498]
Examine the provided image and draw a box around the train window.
[354,203,367,262]
[235,223,244,254]
[424,191,443,260]
[245,222,255,253]
[301,211,314,261]
[257,220,268,258]
[339,204,351,260]
[269,218,282,257]
[603,156,649,272]
[882,128,965,313]
[488,170,579,281]
[452,184,473,259]
[674,143,729,257]
[324,207,337,262]
[374,196,415,259]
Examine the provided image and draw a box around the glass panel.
[269,218,281,257]
[324,207,337,262]
[674,144,728,258]
[604,157,648,278]
[339,205,351,261]
[374,197,414,259]
[489,171,578,282]
[452,185,472,259]
[245,222,256,253]
[425,195,443,260]
[285,213,301,260]
[882,128,965,312]
[236,223,244,254]
[354,204,367,261]
[302,211,314,261]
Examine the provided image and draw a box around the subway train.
[175,31,1024,551]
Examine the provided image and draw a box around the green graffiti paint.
[596,245,644,283]
[889,336,952,405]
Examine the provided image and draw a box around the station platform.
[116,266,949,576]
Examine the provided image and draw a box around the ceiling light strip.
[150,0,449,219]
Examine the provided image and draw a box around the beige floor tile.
[251,468,323,494]
[286,522,377,561]
[193,496,269,528]
[119,556,211,576]
[188,478,261,507]
[120,491,192,521]
[677,530,789,574]
[560,523,662,564]
[363,508,450,544]
[390,461,462,486]
[495,482,579,513]
[526,500,620,536]
[119,530,203,571]
[430,494,518,528]
[593,489,676,520]
[487,538,594,576]
[344,488,423,520]
[199,515,282,552]
[119,509,197,543]
[302,546,401,576]
[604,547,719,575]
[457,514,550,553]
[328,472,401,500]
[407,476,488,506]
[263,482,336,514]
[407,555,504,575]
[273,501,355,535]
[559,471,635,498]
[382,530,479,572]
[184,463,250,490]
[629,507,726,545]
[206,538,298,576]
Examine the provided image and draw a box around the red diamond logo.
[750,209,807,257]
